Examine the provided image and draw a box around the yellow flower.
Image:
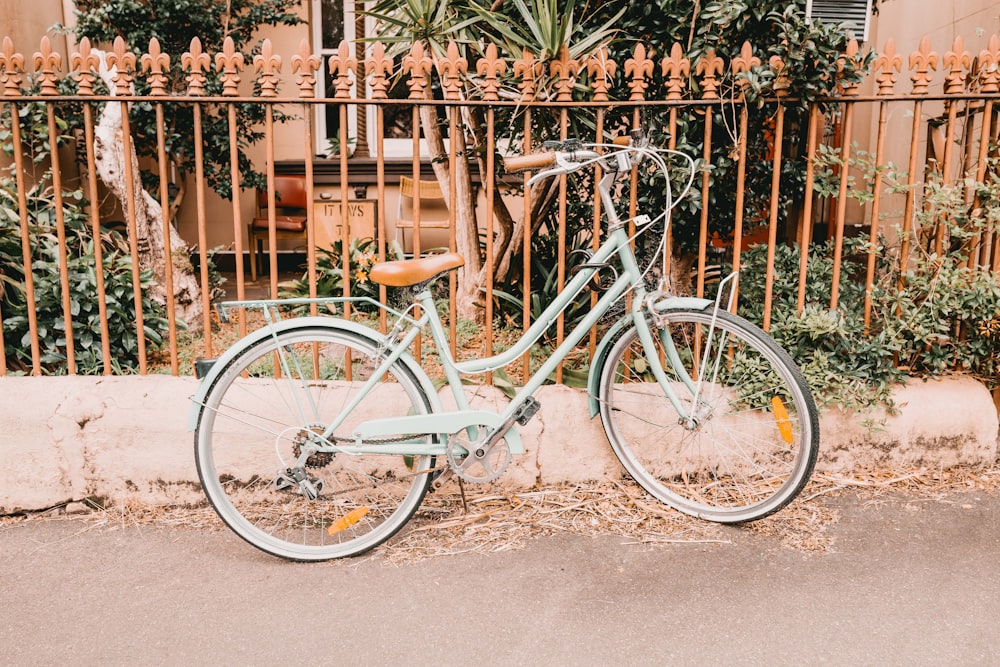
[354,269,368,284]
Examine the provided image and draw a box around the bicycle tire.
[598,308,819,523]
[194,324,435,561]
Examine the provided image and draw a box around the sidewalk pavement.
[2,488,999,665]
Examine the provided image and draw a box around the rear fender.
[187,317,440,430]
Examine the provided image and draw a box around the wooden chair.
[248,175,309,281]
[395,176,450,255]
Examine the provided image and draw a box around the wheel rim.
[600,311,817,522]
[195,327,433,560]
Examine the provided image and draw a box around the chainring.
[445,429,512,483]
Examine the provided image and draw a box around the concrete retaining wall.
[1,375,997,513]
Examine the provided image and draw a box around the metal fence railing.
[1,34,998,383]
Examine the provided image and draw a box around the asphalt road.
[2,489,999,666]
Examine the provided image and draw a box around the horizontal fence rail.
[0,33,998,396]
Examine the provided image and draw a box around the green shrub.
[737,152,1000,412]
[0,181,172,374]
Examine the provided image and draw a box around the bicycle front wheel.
[598,308,819,523]
[194,324,435,561]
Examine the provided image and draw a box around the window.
[311,0,357,157]
[313,0,431,159]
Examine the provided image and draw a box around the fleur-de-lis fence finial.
[978,35,1000,93]
[874,39,902,95]
[513,49,542,102]
[551,46,579,102]
[71,37,100,96]
[731,41,761,96]
[696,49,724,99]
[909,36,939,95]
[437,41,467,101]
[141,37,171,96]
[365,41,393,100]
[0,37,25,97]
[943,35,971,94]
[33,36,62,96]
[661,43,690,100]
[477,42,506,101]
[624,43,652,101]
[328,40,356,99]
[181,37,210,96]
[253,38,282,98]
[402,42,432,99]
[107,36,137,95]
[215,36,245,97]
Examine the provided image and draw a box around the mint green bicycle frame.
[190,161,713,462]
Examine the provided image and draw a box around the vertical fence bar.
[902,37,939,279]
[181,38,213,360]
[484,105,496,383]
[191,101,212,357]
[365,41,391,332]
[697,104,713,299]
[73,38,113,374]
[590,107,604,358]
[217,38,247,336]
[439,42,465,357]
[106,40,148,375]
[661,44,689,283]
[45,103,76,373]
[551,46,577,383]
[695,49,723,299]
[828,100,855,311]
[153,100,178,373]
[863,40,903,329]
[730,43,760,313]
[521,106,533,380]
[7,100,41,374]
[589,47,615,357]
[142,38,178,374]
[448,103,459,355]
[763,55,792,331]
[938,37,971,255]
[762,101,785,332]
[479,43,505,383]
[796,104,820,315]
[35,38,75,373]
[513,49,538,380]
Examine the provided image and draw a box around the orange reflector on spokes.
[328,507,370,535]
[771,396,794,444]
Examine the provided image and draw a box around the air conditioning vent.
[806,0,873,42]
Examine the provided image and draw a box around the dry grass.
[5,463,1000,564]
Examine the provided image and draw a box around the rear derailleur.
[274,467,324,500]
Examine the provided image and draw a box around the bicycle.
[189,131,820,561]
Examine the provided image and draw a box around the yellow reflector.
[771,396,794,444]
[328,507,370,535]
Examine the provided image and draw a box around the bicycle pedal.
[429,468,453,492]
[513,397,541,426]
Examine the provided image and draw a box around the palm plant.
[364,0,621,323]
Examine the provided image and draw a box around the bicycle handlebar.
[503,151,556,173]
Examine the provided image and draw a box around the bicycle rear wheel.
[194,324,435,561]
[598,308,818,523]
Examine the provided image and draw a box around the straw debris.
[4,463,999,564]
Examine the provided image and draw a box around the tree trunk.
[92,52,203,333]
[419,105,481,322]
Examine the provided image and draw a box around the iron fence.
[0,34,998,383]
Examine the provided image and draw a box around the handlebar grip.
[612,136,631,146]
[504,151,556,172]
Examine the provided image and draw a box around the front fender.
[586,296,713,418]
[187,317,441,430]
